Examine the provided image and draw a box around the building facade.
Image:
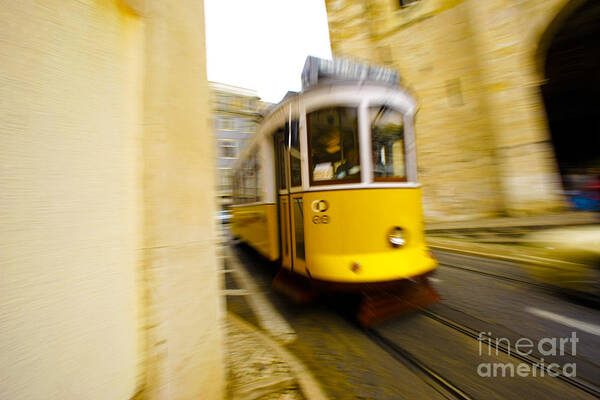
[210,82,268,208]
[325,0,599,221]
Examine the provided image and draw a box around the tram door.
[288,120,306,274]
[274,121,306,273]
[275,129,292,270]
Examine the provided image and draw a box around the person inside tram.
[335,146,360,179]
[312,129,341,181]
[312,128,360,181]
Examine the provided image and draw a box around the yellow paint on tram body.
[302,188,437,283]
[230,204,279,261]
[232,188,437,284]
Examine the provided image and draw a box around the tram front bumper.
[306,247,437,284]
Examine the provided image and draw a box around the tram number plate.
[312,215,330,224]
[311,200,330,224]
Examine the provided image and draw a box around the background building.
[1,1,223,399]
[325,0,599,221]
[209,82,269,208]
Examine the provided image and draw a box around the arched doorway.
[540,0,600,210]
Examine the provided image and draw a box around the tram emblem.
[312,215,330,224]
[311,200,329,213]
[311,200,329,224]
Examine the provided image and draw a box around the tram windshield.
[308,107,360,184]
[370,106,406,181]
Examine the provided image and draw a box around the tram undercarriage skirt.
[357,276,440,328]
[272,268,440,327]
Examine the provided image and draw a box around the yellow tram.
[230,57,438,325]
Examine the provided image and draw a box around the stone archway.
[539,0,600,203]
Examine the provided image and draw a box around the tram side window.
[241,160,250,203]
[232,172,240,203]
[274,128,287,191]
[242,154,259,203]
[289,120,302,187]
[370,106,406,181]
[255,154,262,201]
[308,107,360,184]
[238,172,245,203]
[237,173,243,203]
[240,163,248,203]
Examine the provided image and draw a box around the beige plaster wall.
[1,0,223,399]
[0,1,143,399]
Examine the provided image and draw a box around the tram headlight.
[388,227,406,248]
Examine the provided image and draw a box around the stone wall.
[325,0,574,221]
[140,1,223,398]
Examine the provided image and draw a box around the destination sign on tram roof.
[301,56,400,91]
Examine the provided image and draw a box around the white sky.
[204,0,332,103]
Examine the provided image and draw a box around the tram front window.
[308,107,360,184]
[370,106,406,181]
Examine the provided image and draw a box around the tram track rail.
[419,308,600,399]
[437,259,600,306]
[367,328,474,400]
[437,261,549,289]
[433,249,600,300]
[367,306,600,399]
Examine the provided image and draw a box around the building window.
[218,94,229,107]
[234,117,246,131]
[218,116,234,131]
[218,168,233,192]
[243,121,255,133]
[233,97,243,110]
[219,140,237,158]
[399,0,419,8]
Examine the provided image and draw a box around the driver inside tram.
[335,147,360,179]
[312,128,360,181]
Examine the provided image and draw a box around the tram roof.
[232,57,413,171]
[301,56,400,91]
